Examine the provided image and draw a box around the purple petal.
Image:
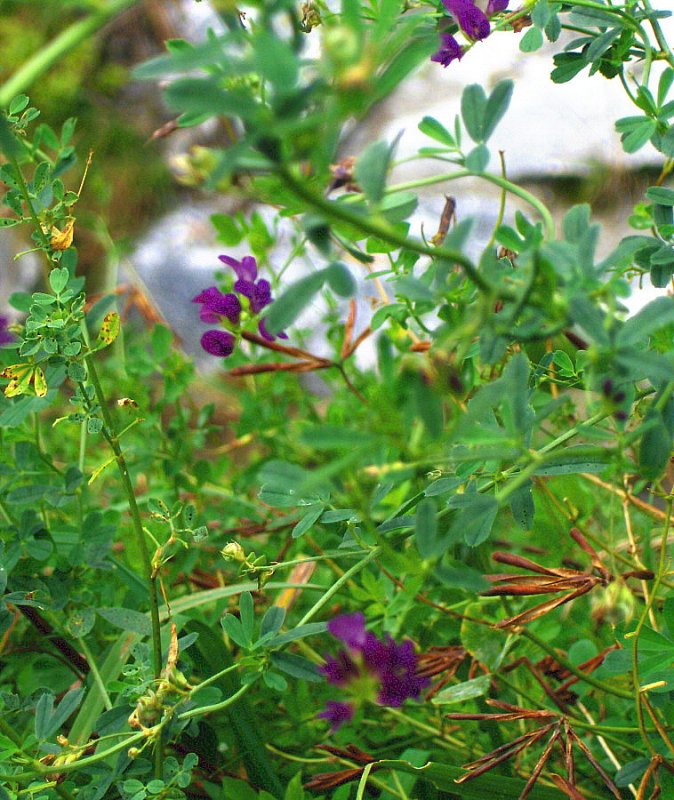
[320,651,359,686]
[442,0,490,40]
[234,278,256,300]
[200,329,235,358]
[219,254,258,283]
[317,701,354,731]
[487,0,508,12]
[431,33,464,67]
[193,287,242,324]
[327,613,368,649]
[0,316,14,345]
[258,318,287,342]
[250,279,273,314]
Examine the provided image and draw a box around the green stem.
[178,681,253,720]
[78,637,112,712]
[386,170,556,241]
[0,719,76,800]
[296,547,381,626]
[83,358,163,779]
[0,0,140,108]
[83,357,162,680]
[520,628,633,700]
[276,166,507,299]
[630,499,673,755]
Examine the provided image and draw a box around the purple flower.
[0,316,14,346]
[318,701,355,729]
[442,0,490,40]
[200,330,235,357]
[431,33,464,67]
[487,0,509,12]
[193,287,241,325]
[319,613,428,731]
[193,253,288,358]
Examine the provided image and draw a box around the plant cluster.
[1,0,674,799]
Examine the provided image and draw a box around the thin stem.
[276,166,506,298]
[296,547,380,626]
[0,0,139,108]
[78,637,112,711]
[387,169,556,241]
[520,628,633,700]
[83,358,162,680]
[630,499,673,755]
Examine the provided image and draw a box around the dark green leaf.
[509,481,535,530]
[325,262,355,297]
[270,651,321,681]
[617,297,674,347]
[520,27,543,52]
[164,78,257,120]
[355,140,391,205]
[639,410,672,481]
[415,497,438,558]
[418,116,455,147]
[483,80,514,140]
[263,270,325,334]
[447,494,498,547]
[97,607,152,637]
[465,143,490,172]
[253,32,298,94]
[461,84,487,142]
[292,504,325,538]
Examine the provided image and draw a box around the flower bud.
[221,540,246,562]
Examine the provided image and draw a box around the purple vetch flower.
[431,33,464,67]
[193,287,241,325]
[193,253,287,358]
[0,316,14,346]
[486,0,509,13]
[318,613,429,732]
[318,701,355,729]
[200,329,235,357]
[442,0,490,40]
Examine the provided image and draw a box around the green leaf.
[431,675,490,704]
[617,297,674,347]
[35,692,55,741]
[265,621,327,647]
[418,116,455,147]
[639,410,672,481]
[461,84,487,142]
[260,606,286,637]
[263,270,325,334]
[615,115,657,153]
[326,262,355,297]
[447,494,498,547]
[414,497,438,558]
[292,504,325,538]
[615,759,650,788]
[535,446,612,476]
[164,78,257,120]
[355,139,391,205]
[253,32,298,94]
[222,614,250,649]
[483,80,514,140]
[97,607,152,637]
[465,143,490,172]
[551,52,587,84]
[239,592,255,644]
[509,480,534,530]
[646,186,674,206]
[270,651,321,682]
[0,113,19,158]
[520,26,543,52]
[133,36,230,79]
